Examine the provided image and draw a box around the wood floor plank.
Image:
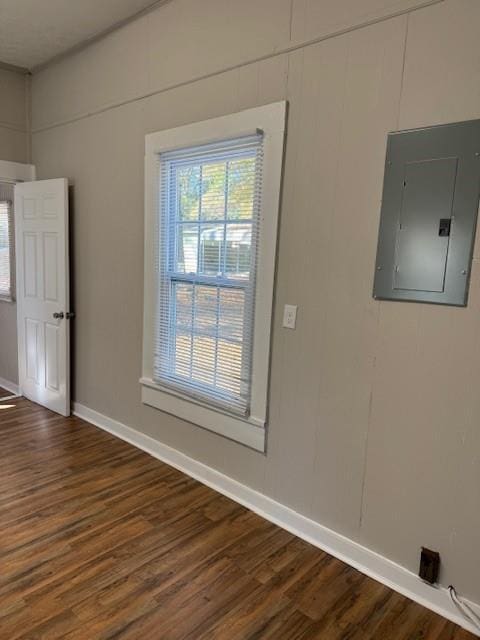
[0,396,475,640]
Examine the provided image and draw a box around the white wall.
[30,0,480,604]
[0,67,29,385]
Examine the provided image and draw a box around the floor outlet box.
[419,547,440,585]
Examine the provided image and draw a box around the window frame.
[141,102,286,452]
[0,198,14,302]
[0,160,36,304]
[157,136,262,415]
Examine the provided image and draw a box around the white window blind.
[0,185,14,301]
[154,134,264,416]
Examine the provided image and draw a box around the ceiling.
[0,0,161,71]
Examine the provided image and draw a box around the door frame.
[0,160,35,183]
[0,160,35,396]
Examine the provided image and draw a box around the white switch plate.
[282,304,298,329]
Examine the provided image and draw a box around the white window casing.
[141,101,287,451]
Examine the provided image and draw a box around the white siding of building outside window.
[141,102,287,452]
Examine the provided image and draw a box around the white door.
[15,179,70,416]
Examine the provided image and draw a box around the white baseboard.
[0,376,19,396]
[73,401,480,637]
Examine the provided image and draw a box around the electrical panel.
[373,119,480,306]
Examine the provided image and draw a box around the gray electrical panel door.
[373,119,480,306]
[394,158,457,292]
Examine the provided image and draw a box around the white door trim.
[0,161,35,396]
[0,160,35,183]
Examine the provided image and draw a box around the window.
[0,182,14,302]
[156,135,262,415]
[142,102,286,451]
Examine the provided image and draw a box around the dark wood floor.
[0,394,475,640]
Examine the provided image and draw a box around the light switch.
[282,304,297,329]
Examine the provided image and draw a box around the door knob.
[66,312,75,319]
[53,312,64,320]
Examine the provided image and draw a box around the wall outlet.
[282,304,298,329]
[419,548,440,585]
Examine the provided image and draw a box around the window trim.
[141,101,286,452]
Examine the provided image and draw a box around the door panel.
[393,158,457,293]
[44,233,59,301]
[45,323,60,391]
[25,318,40,383]
[15,179,70,416]
[23,232,38,297]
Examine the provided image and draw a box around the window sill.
[0,295,14,304]
[140,377,266,452]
